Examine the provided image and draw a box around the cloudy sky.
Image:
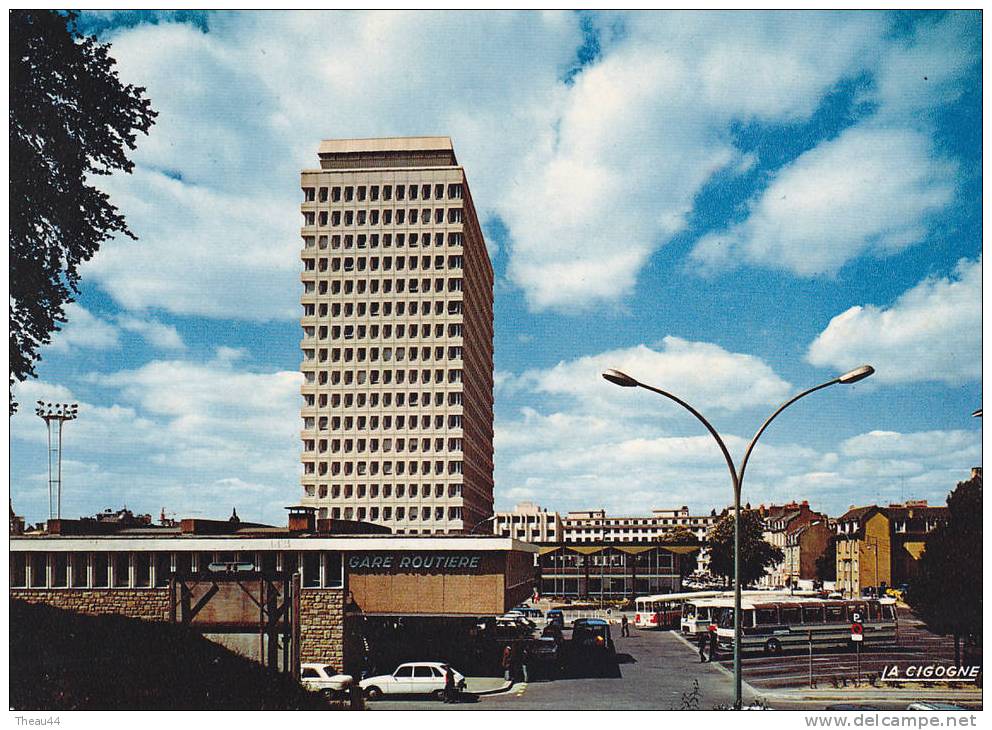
[10,10,982,525]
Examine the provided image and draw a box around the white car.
[360,662,466,700]
[300,663,353,699]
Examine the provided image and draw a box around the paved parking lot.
[369,629,759,711]
[367,611,982,711]
[707,609,983,692]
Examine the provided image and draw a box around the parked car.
[907,703,969,711]
[514,607,544,620]
[300,663,353,699]
[529,636,561,663]
[359,662,465,700]
[546,609,564,628]
[571,618,614,654]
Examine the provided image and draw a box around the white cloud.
[116,314,186,350]
[690,125,957,275]
[806,257,981,384]
[514,336,793,415]
[45,304,120,353]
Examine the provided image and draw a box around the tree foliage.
[706,510,784,587]
[664,527,699,577]
[9,10,156,410]
[908,473,982,664]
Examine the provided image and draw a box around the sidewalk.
[761,686,983,705]
[464,677,513,695]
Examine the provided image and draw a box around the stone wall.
[10,589,170,622]
[298,589,345,667]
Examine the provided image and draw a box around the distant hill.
[10,599,329,710]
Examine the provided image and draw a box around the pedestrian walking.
[708,628,718,662]
[521,643,530,684]
[621,614,630,637]
[443,664,457,703]
[501,644,513,683]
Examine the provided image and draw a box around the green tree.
[706,510,783,588]
[908,473,982,666]
[815,535,837,583]
[9,10,156,410]
[664,527,699,577]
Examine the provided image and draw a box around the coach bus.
[680,591,822,636]
[634,591,722,630]
[713,597,897,655]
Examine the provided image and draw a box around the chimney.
[287,506,316,533]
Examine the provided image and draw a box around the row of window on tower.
[302,207,464,228]
[299,365,463,387]
[303,412,464,432]
[303,390,462,411]
[300,317,462,341]
[302,459,464,477]
[304,400,462,430]
[303,232,463,251]
[304,482,462,500]
[302,183,463,203]
[302,254,464,275]
[303,346,463,365]
[302,319,463,346]
[311,504,464,525]
[303,436,463,455]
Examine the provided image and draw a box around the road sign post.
[851,619,864,685]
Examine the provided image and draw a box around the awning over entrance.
[566,545,606,555]
[538,545,562,556]
[613,546,654,555]
[661,545,701,554]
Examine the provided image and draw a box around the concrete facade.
[299,137,494,535]
[494,501,562,542]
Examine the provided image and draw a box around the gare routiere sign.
[347,553,483,571]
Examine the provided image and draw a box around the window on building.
[134,553,151,587]
[52,553,68,588]
[30,553,47,587]
[10,553,26,587]
[303,553,320,588]
[71,552,88,588]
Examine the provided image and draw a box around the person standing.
[708,627,718,662]
[501,644,513,683]
[697,630,708,662]
[621,614,630,637]
[521,642,530,684]
[443,664,456,703]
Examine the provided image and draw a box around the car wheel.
[764,638,782,655]
[364,686,382,700]
[432,689,446,701]
[319,688,335,700]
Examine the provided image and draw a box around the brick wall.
[10,589,170,621]
[298,589,345,667]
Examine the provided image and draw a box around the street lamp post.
[602,364,873,709]
[34,401,80,521]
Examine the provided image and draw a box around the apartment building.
[560,506,718,573]
[782,518,832,590]
[835,501,947,597]
[561,507,718,543]
[494,502,562,543]
[298,137,494,535]
[757,501,825,588]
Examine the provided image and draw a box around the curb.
[471,681,514,696]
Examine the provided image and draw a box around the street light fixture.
[34,401,80,521]
[601,364,873,708]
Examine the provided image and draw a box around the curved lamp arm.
[737,379,838,488]
[634,382,740,495]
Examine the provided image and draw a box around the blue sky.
[10,10,982,525]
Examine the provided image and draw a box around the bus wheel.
[764,638,782,655]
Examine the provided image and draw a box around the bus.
[680,590,822,636]
[634,591,722,630]
[713,597,897,655]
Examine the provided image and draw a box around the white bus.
[634,591,723,630]
[680,590,821,635]
[713,597,898,655]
